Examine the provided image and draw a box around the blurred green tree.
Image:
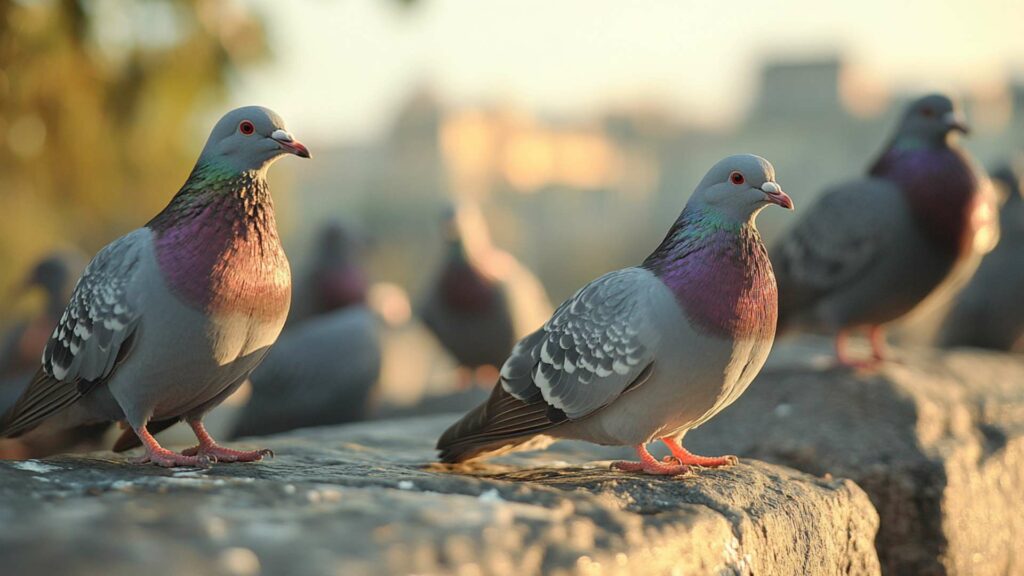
[0,0,269,318]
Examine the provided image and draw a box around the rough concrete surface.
[0,415,879,576]
[688,339,1024,576]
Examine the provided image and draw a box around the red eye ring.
[239,120,255,135]
[729,171,745,185]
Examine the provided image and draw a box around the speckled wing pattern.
[772,179,894,318]
[1,229,146,437]
[500,267,659,420]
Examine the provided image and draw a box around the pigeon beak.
[271,129,311,158]
[943,111,970,135]
[760,181,794,210]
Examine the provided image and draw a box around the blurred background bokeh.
[2,0,1023,411]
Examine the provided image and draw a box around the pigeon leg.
[660,437,738,467]
[835,329,879,369]
[612,444,690,476]
[130,424,211,468]
[869,325,888,362]
[182,419,273,463]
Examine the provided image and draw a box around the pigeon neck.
[441,245,496,313]
[870,141,982,255]
[642,206,777,340]
[147,161,291,319]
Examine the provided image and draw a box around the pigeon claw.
[612,459,691,476]
[660,437,738,468]
[131,447,213,469]
[181,444,273,463]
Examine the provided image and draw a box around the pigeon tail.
[436,383,558,463]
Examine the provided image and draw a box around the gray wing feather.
[43,229,146,384]
[2,229,147,437]
[500,267,659,420]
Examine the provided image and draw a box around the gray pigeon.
[288,220,370,324]
[0,106,310,467]
[419,208,516,386]
[437,154,793,474]
[231,305,382,438]
[0,251,85,378]
[772,93,996,367]
[938,161,1024,351]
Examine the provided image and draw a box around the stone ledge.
[0,415,879,576]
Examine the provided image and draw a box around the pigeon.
[771,94,997,367]
[437,154,793,474]
[0,106,310,467]
[419,207,517,388]
[230,305,382,438]
[0,251,85,378]
[301,220,370,317]
[938,161,1024,351]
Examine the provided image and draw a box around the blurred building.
[288,56,1024,301]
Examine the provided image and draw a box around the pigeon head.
[198,106,310,173]
[894,94,969,145]
[689,154,793,221]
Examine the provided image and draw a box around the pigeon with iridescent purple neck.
[772,93,997,367]
[0,106,310,467]
[438,155,793,474]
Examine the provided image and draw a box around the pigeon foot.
[129,423,211,467]
[612,444,690,476]
[186,419,272,463]
[661,437,738,467]
[181,444,273,463]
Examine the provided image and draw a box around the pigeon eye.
[239,120,256,135]
[729,172,745,185]
[920,107,935,118]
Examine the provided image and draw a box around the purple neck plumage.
[147,162,291,319]
[642,206,777,340]
[440,240,497,313]
[870,138,981,255]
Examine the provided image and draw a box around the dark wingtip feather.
[0,368,81,438]
[435,383,557,463]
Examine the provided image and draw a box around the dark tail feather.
[436,383,557,463]
[0,368,83,438]
[111,417,181,452]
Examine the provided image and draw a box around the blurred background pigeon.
[771,94,999,367]
[0,250,85,379]
[231,305,382,439]
[938,159,1024,352]
[288,221,370,324]
[418,204,552,390]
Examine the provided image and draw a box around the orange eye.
[239,120,255,135]
[729,171,745,185]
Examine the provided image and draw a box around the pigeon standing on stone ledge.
[438,154,793,475]
[0,106,310,467]
[772,94,997,367]
[419,208,517,388]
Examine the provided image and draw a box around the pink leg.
[661,437,738,468]
[869,326,887,362]
[181,420,273,463]
[130,424,211,468]
[612,444,690,476]
[835,328,880,369]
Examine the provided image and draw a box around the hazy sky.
[233,0,1024,144]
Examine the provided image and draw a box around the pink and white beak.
[760,181,794,210]
[272,129,311,158]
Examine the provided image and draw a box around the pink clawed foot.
[181,444,273,463]
[185,419,272,463]
[612,444,690,476]
[661,437,738,468]
[129,425,211,468]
